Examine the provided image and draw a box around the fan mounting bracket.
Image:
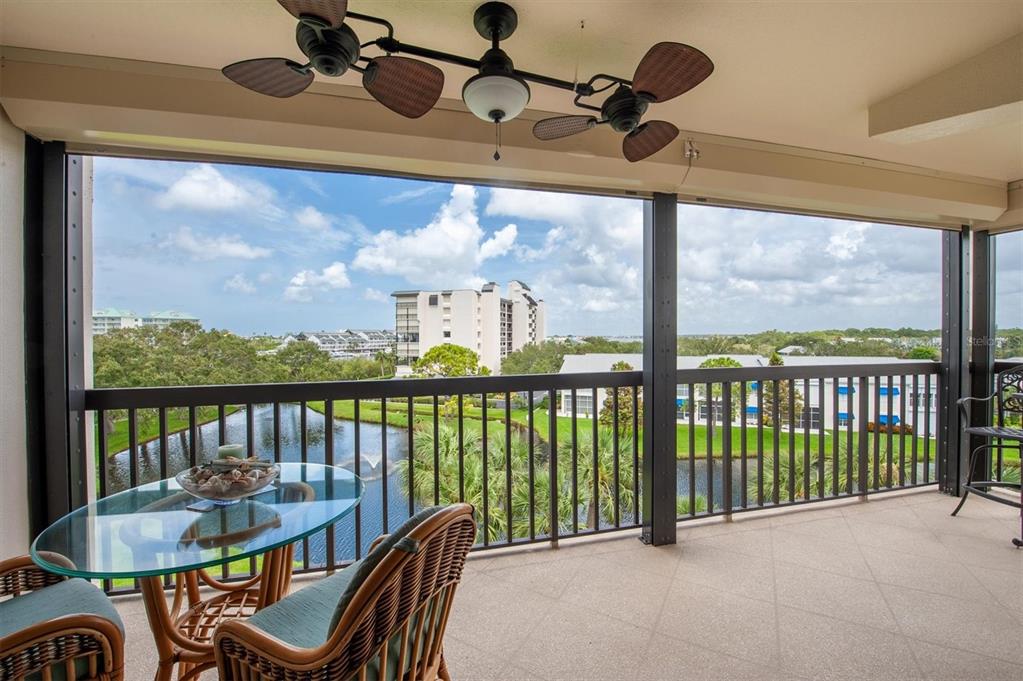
[296,22,361,78]
[473,2,518,41]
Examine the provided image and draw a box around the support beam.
[641,192,677,546]
[967,231,996,483]
[938,228,970,495]
[870,33,1023,143]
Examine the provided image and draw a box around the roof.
[93,308,135,317]
[559,353,936,373]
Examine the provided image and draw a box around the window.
[837,412,854,428]
[564,392,595,417]
[801,406,822,429]
[428,295,438,306]
[443,330,451,338]
[699,400,724,422]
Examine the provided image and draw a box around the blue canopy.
[878,414,901,425]
[676,398,688,408]
[837,412,853,420]
[837,386,856,395]
[745,406,759,414]
[879,387,900,396]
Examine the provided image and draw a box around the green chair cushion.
[0,577,124,639]
[247,567,359,649]
[247,506,444,652]
[0,578,124,681]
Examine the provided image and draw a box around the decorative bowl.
[176,458,280,505]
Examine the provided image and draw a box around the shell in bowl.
[176,459,280,504]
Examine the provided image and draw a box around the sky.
[91,157,1022,337]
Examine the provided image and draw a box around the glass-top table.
[30,463,363,681]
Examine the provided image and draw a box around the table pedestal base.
[139,544,294,681]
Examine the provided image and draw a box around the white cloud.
[825,223,868,260]
[363,287,389,303]
[284,262,352,302]
[290,205,352,248]
[380,184,442,205]
[352,185,518,288]
[162,226,271,260]
[294,205,332,232]
[156,164,284,220]
[224,273,256,294]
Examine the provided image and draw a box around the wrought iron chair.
[952,363,1023,546]
[0,553,125,681]
[214,504,476,681]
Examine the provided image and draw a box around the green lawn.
[98,405,239,458]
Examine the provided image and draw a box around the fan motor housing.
[602,86,649,133]
[296,23,360,77]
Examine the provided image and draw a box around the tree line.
[93,322,395,388]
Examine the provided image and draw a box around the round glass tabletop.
[31,463,364,579]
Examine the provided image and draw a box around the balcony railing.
[83,361,946,594]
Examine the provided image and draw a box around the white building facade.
[558,353,940,436]
[393,281,546,374]
[92,308,199,335]
[279,329,396,359]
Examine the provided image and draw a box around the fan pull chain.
[494,120,502,161]
[573,20,585,86]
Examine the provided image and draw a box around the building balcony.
[109,488,1023,680]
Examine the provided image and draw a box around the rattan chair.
[0,553,125,681]
[214,503,476,681]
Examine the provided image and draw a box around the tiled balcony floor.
[114,489,1023,680]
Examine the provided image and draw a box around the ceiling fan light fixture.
[462,72,530,122]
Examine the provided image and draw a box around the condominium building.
[392,281,545,374]
[558,353,941,435]
[91,308,199,335]
[278,329,396,359]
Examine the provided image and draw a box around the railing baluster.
[300,400,309,571]
[832,378,840,497]
[706,382,714,513]
[899,375,907,487]
[571,388,579,532]
[189,405,198,468]
[886,376,894,487]
[859,377,870,496]
[817,378,825,499]
[408,396,415,516]
[739,382,748,509]
[632,386,640,526]
[97,409,107,498]
[505,391,512,543]
[802,378,810,500]
[787,379,795,503]
[872,378,881,490]
[380,397,389,534]
[481,394,489,546]
[158,407,168,480]
[722,382,732,517]
[457,394,465,503]
[548,388,559,547]
[612,386,620,527]
[218,405,226,446]
[272,402,280,463]
[245,402,254,458]
[354,399,362,560]
[772,380,780,505]
[325,398,335,571]
[433,395,441,507]
[128,408,138,489]
[911,375,919,485]
[592,386,599,530]
[689,383,697,515]
[756,382,764,507]
[845,379,854,494]
[924,373,932,484]
[528,391,535,540]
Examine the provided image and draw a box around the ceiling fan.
[222,1,714,162]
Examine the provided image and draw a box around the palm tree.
[557,424,636,530]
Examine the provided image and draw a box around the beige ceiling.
[2,0,1022,183]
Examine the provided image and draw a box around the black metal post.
[967,230,996,484]
[641,193,678,545]
[26,142,87,530]
[939,228,970,495]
